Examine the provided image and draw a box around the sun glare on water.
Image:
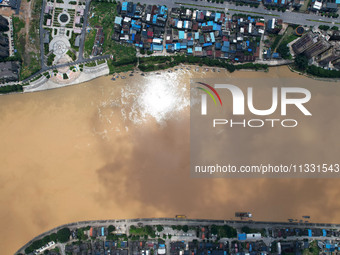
[121,71,190,124]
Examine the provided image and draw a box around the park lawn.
[85,0,137,71]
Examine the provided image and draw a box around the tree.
[294,54,309,70]
[277,44,290,59]
[156,225,164,232]
[183,225,189,233]
[57,228,71,243]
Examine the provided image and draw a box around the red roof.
[147,31,154,37]
[222,36,228,41]
[256,22,265,26]
[207,50,213,56]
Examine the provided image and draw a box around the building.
[317,47,340,66]
[0,15,9,32]
[292,31,318,55]
[0,61,20,83]
[303,37,330,58]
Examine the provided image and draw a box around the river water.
[0,66,340,254]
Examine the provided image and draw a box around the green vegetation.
[77,228,88,241]
[62,73,68,80]
[47,54,56,66]
[156,225,164,232]
[129,225,156,238]
[97,59,106,65]
[57,228,71,243]
[85,0,136,71]
[85,62,97,67]
[241,226,267,237]
[84,29,96,57]
[210,225,237,238]
[24,232,59,254]
[303,240,319,255]
[294,54,340,78]
[318,25,330,31]
[138,55,267,73]
[67,50,77,61]
[0,85,23,94]
[108,225,116,233]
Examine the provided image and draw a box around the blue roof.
[238,233,247,241]
[102,227,105,236]
[336,0,340,3]
[175,43,181,50]
[215,42,221,49]
[223,41,230,47]
[195,46,202,52]
[114,17,122,25]
[323,229,327,236]
[308,229,312,237]
[195,32,199,40]
[207,21,213,26]
[215,12,221,22]
[159,244,165,247]
[153,15,157,24]
[187,48,193,54]
[160,6,165,15]
[188,40,194,46]
[210,32,215,43]
[179,31,185,40]
[203,43,212,47]
[222,46,229,52]
[122,2,128,11]
[153,44,163,51]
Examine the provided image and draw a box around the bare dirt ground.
[0,6,15,17]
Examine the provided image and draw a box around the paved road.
[127,0,340,27]
[78,0,92,62]
[21,54,111,84]
[40,0,47,70]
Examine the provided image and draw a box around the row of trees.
[294,54,340,78]
[0,84,23,94]
[24,228,71,254]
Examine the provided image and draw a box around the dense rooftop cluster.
[112,2,273,63]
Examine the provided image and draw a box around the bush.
[57,228,71,243]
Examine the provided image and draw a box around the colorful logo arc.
[196,82,223,106]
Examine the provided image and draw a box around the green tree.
[57,228,71,243]
[294,54,309,70]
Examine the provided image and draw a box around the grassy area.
[12,0,42,80]
[85,62,97,67]
[302,241,319,255]
[97,59,106,65]
[84,29,96,57]
[306,19,332,24]
[85,1,137,72]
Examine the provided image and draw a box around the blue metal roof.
[308,229,312,237]
[238,233,246,241]
[187,48,193,54]
[179,31,185,40]
[210,32,215,43]
[122,2,128,11]
[114,17,122,25]
[323,229,327,236]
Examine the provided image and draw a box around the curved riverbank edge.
[288,65,340,83]
[23,63,110,93]
[15,217,340,255]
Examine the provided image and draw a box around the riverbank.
[16,217,340,255]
